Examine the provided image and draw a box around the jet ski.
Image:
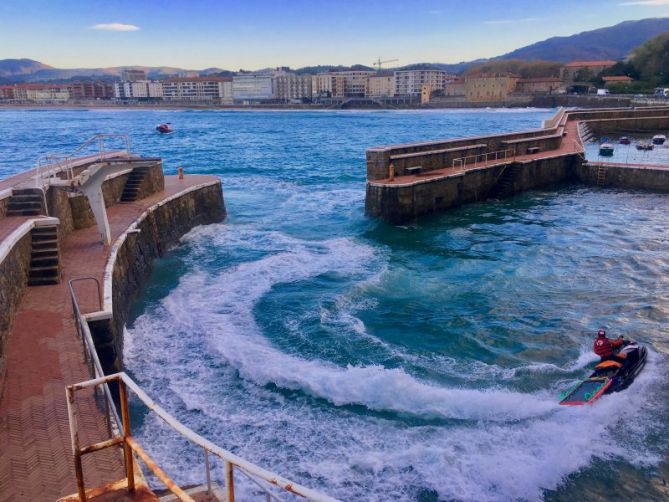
[559,339,647,406]
[156,123,173,134]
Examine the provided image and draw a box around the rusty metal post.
[119,379,135,493]
[204,448,213,497]
[66,386,87,502]
[225,461,235,502]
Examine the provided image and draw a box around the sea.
[1,107,668,501]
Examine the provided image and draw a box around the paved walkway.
[371,120,585,186]
[0,174,218,501]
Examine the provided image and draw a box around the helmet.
[597,329,606,338]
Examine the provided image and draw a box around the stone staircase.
[120,167,148,203]
[6,188,45,216]
[29,225,60,286]
[488,164,523,199]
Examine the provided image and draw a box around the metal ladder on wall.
[596,166,607,186]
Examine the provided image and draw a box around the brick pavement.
[0,174,218,501]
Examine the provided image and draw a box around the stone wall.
[367,126,568,180]
[366,154,580,223]
[585,116,669,135]
[576,163,669,191]
[91,181,226,375]
[0,232,32,397]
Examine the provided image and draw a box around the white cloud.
[619,0,669,4]
[90,23,140,32]
[483,17,541,25]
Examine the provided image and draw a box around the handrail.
[451,148,515,171]
[35,134,132,188]
[67,372,340,502]
[67,277,122,436]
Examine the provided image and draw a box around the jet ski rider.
[593,329,626,364]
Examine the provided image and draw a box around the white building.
[114,80,164,99]
[232,70,275,102]
[394,70,453,96]
[162,77,232,102]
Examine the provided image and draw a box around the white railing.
[67,276,337,502]
[451,148,515,171]
[35,133,131,188]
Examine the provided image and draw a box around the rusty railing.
[66,372,340,502]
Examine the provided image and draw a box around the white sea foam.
[125,226,668,501]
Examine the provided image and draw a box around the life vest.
[593,337,615,357]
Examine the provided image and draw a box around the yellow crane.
[373,57,399,70]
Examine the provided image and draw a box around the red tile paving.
[0,174,219,502]
[372,120,585,186]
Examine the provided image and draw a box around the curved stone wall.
[90,180,226,375]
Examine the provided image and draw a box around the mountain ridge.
[2,18,669,82]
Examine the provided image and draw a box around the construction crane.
[373,57,399,70]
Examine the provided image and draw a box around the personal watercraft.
[156,123,173,134]
[559,340,647,406]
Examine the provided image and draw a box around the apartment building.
[311,70,375,98]
[232,70,276,102]
[394,70,452,96]
[464,73,519,101]
[273,73,312,101]
[69,81,115,100]
[162,77,231,102]
[367,73,395,98]
[114,80,163,99]
[443,78,466,97]
[20,84,70,101]
[311,73,346,98]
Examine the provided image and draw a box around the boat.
[559,339,647,406]
[652,134,666,145]
[156,123,173,134]
[619,136,630,145]
[599,143,614,156]
[636,142,654,151]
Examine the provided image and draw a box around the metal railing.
[451,148,515,171]
[67,372,339,502]
[68,277,121,437]
[35,133,132,188]
[66,276,338,502]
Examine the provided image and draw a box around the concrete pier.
[365,106,669,223]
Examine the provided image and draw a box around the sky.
[2,0,669,70]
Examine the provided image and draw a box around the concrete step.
[32,232,57,241]
[12,188,43,196]
[28,276,60,286]
[6,209,41,216]
[32,239,59,249]
[9,194,42,202]
[31,256,59,267]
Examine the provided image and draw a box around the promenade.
[0,174,218,501]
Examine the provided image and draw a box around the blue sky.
[1,0,669,69]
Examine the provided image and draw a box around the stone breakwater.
[365,106,669,223]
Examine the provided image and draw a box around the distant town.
[0,61,644,107]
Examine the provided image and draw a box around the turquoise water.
[2,108,669,501]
